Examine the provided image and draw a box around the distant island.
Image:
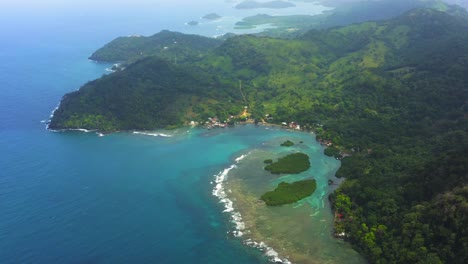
[187,21,199,26]
[235,0,295,9]
[260,179,317,206]
[203,13,222,20]
[264,153,310,174]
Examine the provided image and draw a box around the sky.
[0,0,224,21]
[2,0,466,12]
[0,0,209,17]
[1,0,466,25]
[1,0,219,9]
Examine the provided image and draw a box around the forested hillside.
[237,0,467,37]
[50,8,467,263]
[88,30,223,63]
[49,58,241,130]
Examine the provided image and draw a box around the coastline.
[211,132,365,264]
[45,124,190,139]
[46,120,362,262]
[212,152,292,264]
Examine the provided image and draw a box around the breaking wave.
[212,153,291,263]
[132,131,172,137]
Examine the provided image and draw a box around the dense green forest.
[50,7,468,263]
[236,0,467,37]
[260,179,317,206]
[49,58,241,131]
[264,152,311,174]
[88,30,223,63]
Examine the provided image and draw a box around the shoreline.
[212,152,292,264]
[211,133,364,264]
[44,119,306,136]
[47,119,358,262]
[45,125,191,139]
[45,112,353,261]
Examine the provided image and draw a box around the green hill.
[49,58,241,131]
[236,0,468,37]
[50,9,468,263]
[88,30,223,63]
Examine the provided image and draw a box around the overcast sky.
[2,0,466,16]
[0,1,210,15]
[2,0,218,9]
[0,0,226,19]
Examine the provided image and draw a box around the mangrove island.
[280,140,294,147]
[261,179,317,206]
[264,152,310,174]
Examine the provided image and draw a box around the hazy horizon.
[2,0,466,15]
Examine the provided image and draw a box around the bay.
[0,1,362,263]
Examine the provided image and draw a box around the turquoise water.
[0,2,361,263]
[0,125,279,263]
[221,132,365,263]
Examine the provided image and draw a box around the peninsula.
[87,30,222,63]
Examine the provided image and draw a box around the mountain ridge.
[88,30,223,63]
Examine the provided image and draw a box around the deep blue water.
[0,2,336,263]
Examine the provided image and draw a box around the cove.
[208,124,366,263]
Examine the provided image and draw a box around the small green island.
[203,13,222,20]
[261,179,317,206]
[280,140,294,147]
[235,0,295,10]
[264,152,310,174]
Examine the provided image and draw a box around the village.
[185,103,345,158]
[191,105,305,132]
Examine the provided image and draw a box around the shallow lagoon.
[214,126,365,263]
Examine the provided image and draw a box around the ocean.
[0,1,363,263]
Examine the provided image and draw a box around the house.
[289,122,301,130]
